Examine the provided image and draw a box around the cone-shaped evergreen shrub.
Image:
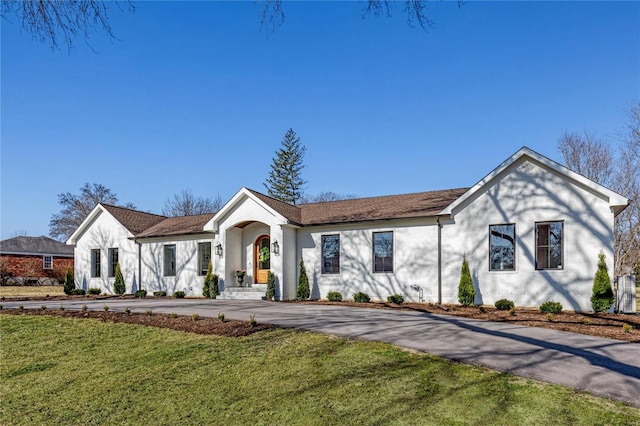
[591,251,614,312]
[458,255,475,306]
[296,259,310,300]
[113,262,126,295]
[266,271,276,301]
[63,267,75,295]
[203,261,214,299]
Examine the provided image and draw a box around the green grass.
[1,315,639,425]
[0,286,65,297]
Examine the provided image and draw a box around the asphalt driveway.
[4,298,639,408]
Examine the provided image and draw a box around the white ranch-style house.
[67,147,629,311]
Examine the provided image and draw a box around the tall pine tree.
[264,128,307,204]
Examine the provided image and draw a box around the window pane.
[164,245,176,276]
[322,235,340,274]
[91,249,101,278]
[43,256,53,270]
[108,248,118,277]
[259,238,270,270]
[198,242,211,276]
[373,232,393,273]
[489,224,515,271]
[536,222,563,270]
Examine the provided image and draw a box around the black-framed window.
[322,235,340,274]
[489,224,515,271]
[43,255,53,270]
[164,244,176,277]
[108,248,118,277]
[91,249,101,278]
[198,242,211,276]
[373,231,393,273]
[535,221,563,270]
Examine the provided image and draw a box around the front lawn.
[1,315,638,425]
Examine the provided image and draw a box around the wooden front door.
[254,235,270,284]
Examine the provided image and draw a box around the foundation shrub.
[387,294,404,304]
[327,291,342,302]
[173,291,185,299]
[540,301,563,314]
[87,288,101,295]
[353,292,370,303]
[495,299,515,311]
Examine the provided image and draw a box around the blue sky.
[2,1,639,240]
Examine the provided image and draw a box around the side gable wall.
[441,157,615,311]
[73,210,139,293]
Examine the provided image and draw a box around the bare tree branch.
[162,189,222,217]
[1,0,134,52]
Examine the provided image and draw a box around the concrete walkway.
[3,298,639,408]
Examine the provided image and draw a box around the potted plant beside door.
[235,269,246,287]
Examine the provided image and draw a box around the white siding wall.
[297,219,439,302]
[441,158,615,311]
[140,236,214,296]
[73,211,138,294]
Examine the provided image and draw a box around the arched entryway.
[254,235,270,284]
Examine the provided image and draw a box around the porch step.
[219,285,267,300]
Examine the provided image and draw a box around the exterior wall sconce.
[271,240,279,256]
[215,243,223,257]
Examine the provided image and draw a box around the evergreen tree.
[63,267,75,295]
[266,271,276,301]
[591,251,614,312]
[202,261,219,299]
[264,128,307,204]
[296,259,310,300]
[113,262,126,295]
[458,255,475,306]
[212,274,219,298]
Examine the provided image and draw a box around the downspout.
[437,216,442,305]
[136,239,142,292]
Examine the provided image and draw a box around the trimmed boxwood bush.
[134,289,147,298]
[495,298,515,311]
[327,291,342,302]
[153,291,167,297]
[173,291,185,299]
[71,289,86,295]
[387,294,404,304]
[87,288,101,295]
[353,292,370,303]
[540,301,563,314]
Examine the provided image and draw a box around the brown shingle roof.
[245,187,469,226]
[101,204,166,235]
[299,188,469,225]
[246,189,303,225]
[135,214,215,238]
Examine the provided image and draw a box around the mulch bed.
[1,297,638,342]
[0,308,275,337]
[298,300,640,343]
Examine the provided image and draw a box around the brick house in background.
[0,236,74,285]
